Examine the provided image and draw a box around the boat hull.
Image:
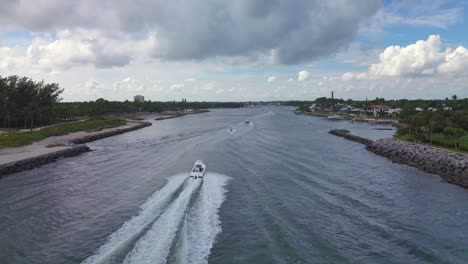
[190,161,206,179]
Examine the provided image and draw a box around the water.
[1,107,468,264]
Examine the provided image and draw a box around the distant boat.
[245,120,251,125]
[190,160,206,179]
[228,126,234,132]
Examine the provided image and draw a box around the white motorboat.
[190,160,206,179]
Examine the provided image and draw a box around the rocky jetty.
[71,122,151,144]
[0,145,91,177]
[368,138,468,188]
[329,129,374,146]
[154,110,210,121]
[329,129,468,188]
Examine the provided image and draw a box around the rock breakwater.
[71,122,151,144]
[329,129,374,146]
[329,129,468,188]
[368,138,468,188]
[0,145,91,177]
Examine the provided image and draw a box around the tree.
[0,75,63,129]
[443,127,464,149]
[452,95,458,100]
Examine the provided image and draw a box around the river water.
[1,107,468,264]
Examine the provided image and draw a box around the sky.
[0,0,467,102]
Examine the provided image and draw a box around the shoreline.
[329,129,468,189]
[303,111,399,127]
[154,109,210,121]
[0,145,91,177]
[0,110,207,176]
[0,120,152,177]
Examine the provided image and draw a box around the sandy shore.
[0,111,206,169]
[0,120,145,166]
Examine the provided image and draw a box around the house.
[366,105,391,117]
[387,108,402,118]
[443,106,453,111]
[308,104,322,112]
[134,95,145,103]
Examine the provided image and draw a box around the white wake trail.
[184,173,230,264]
[82,174,187,264]
[123,179,201,264]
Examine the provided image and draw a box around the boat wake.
[82,173,229,264]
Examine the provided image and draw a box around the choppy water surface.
[1,108,468,264]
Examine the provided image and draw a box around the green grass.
[0,118,126,149]
[396,133,468,154]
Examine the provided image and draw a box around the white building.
[134,95,145,103]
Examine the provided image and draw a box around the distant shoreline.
[302,111,400,127]
[154,109,210,120]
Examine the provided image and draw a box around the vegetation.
[294,95,468,152]
[1,75,63,130]
[1,74,243,130]
[395,98,468,151]
[0,118,126,149]
[55,99,243,119]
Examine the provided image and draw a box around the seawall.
[0,145,91,177]
[329,129,468,188]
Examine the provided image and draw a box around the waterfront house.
[366,105,391,117]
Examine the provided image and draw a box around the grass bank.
[396,133,468,154]
[0,118,126,149]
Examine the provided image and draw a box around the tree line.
[0,75,63,130]
[55,99,243,119]
[1,75,244,129]
[294,95,468,150]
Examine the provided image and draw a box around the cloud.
[267,76,277,83]
[297,71,310,81]
[368,35,468,78]
[113,77,145,92]
[0,0,381,65]
[341,72,355,81]
[169,83,185,92]
[26,29,136,70]
[0,46,28,71]
[0,28,144,72]
[85,79,104,90]
[438,46,468,74]
[341,72,368,81]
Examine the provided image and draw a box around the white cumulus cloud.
[27,29,135,70]
[368,35,468,78]
[267,76,277,82]
[297,71,310,81]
